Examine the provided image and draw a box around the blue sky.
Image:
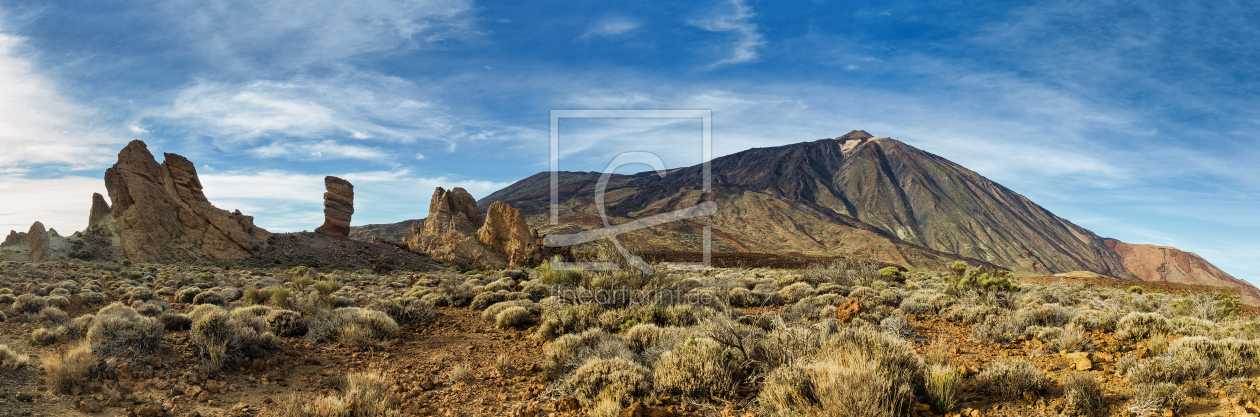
[0,0,1256,283]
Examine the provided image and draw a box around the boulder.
[314,176,354,240]
[27,221,49,262]
[103,140,269,262]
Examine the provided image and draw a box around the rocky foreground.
[0,257,1257,417]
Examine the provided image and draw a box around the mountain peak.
[836,130,874,141]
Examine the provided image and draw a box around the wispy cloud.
[0,30,125,171]
[692,0,765,67]
[163,0,476,74]
[580,16,640,39]
[148,71,458,159]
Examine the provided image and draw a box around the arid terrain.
[1,252,1258,417]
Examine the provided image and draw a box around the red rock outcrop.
[1104,239,1260,305]
[103,140,269,262]
[27,221,49,262]
[404,187,548,269]
[314,176,354,240]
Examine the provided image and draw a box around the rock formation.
[27,221,49,262]
[103,140,269,262]
[478,201,545,267]
[88,193,112,229]
[315,176,354,240]
[404,187,548,269]
[1,231,26,247]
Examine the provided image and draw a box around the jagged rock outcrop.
[1,231,26,247]
[27,221,49,262]
[1104,239,1260,305]
[88,193,112,229]
[404,187,548,269]
[478,201,545,267]
[103,140,269,262]
[315,176,354,240]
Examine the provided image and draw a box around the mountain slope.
[475,130,1255,302]
[1104,239,1259,305]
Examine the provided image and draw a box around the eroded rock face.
[478,201,544,268]
[104,140,269,262]
[27,221,49,262]
[315,176,354,240]
[404,187,547,269]
[88,193,112,229]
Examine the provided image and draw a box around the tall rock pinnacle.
[315,176,355,240]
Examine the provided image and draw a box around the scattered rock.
[835,299,865,324]
[136,403,164,417]
[79,398,103,413]
[315,176,354,240]
[1063,352,1093,371]
[553,396,579,412]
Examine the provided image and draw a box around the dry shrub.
[567,357,651,406]
[1163,336,1260,378]
[1126,383,1185,417]
[541,328,633,378]
[757,327,920,417]
[0,344,29,371]
[31,326,67,346]
[39,306,69,324]
[43,343,96,393]
[973,360,1044,401]
[11,294,47,314]
[190,305,279,372]
[653,336,739,398]
[536,303,604,341]
[482,300,542,322]
[447,364,474,383]
[1063,372,1106,417]
[1116,312,1170,343]
[265,370,402,417]
[778,282,816,304]
[371,296,434,324]
[496,306,536,329]
[336,308,399,349]
[924,363,960,413]
[266,309,307,337]
[86,302,164,358]
[160,311,191,331]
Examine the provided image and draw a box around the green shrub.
[269,285,292,308]
[242,284,273,305]
[195,272,215,281]
[496,306,536,329]
[539,258,583,286]
[942,262,1017,292]
[924,363,960,413]
[1128,286,1144,294]
[878,267,905,283]
[189,306,278,372]
[313,280,343,297]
